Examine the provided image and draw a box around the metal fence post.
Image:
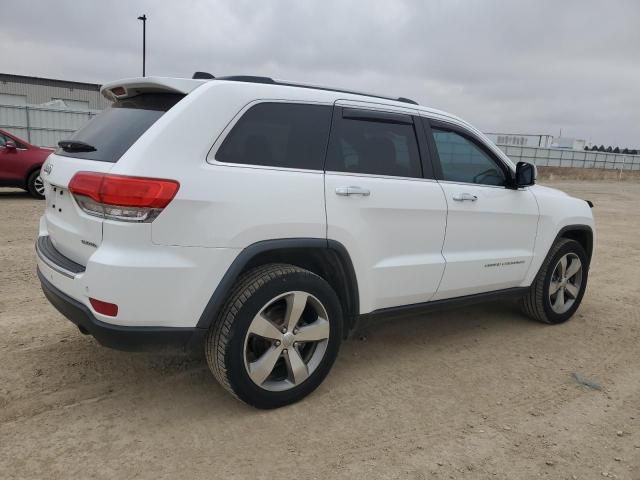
[25,105,32,143]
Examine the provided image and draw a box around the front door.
[424,120,539,300]
[324,103,447,314]
[0,133,24,184]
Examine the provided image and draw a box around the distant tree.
[606,146,613,152]
[598,145,606,152]
[630,149,639,155]
[613,147,620,153]
[622,148,629,154]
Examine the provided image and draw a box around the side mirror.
[515,161,536,187]
[4,140,17,151]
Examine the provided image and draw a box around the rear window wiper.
[58,140,97,152]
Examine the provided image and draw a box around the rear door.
[41,93,184,265]
[423,118,539,300]
[324,102,447,313]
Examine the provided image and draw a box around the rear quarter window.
[56,93,184,163]
[215,102,332,170]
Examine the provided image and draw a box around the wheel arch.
[196,238,360,336]
[24,165,42,189]
[556,225,593,263]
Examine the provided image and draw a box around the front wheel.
[206,264,343,408]
[27,170,45,199]
[520,238,589,324]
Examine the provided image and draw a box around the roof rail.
[218,75,275,84]
[210,74,418,106]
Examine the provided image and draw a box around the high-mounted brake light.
[110,86,127,97]
[69,172,179,222]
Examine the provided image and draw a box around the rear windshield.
[56,93,184,162]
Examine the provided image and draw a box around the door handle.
[335,186,370,197]
[452,193,478,202]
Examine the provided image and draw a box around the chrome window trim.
[436,179,529,190]
[325,170,438,183]
[205,161,324,175]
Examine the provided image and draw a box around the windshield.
[56,93,184,162]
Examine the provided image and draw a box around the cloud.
[3,0,639,146]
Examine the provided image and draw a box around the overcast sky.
[3,0,639,146]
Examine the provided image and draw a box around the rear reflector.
[89,298,119,317]
[69,172,179,222]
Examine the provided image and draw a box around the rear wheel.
[206,263,343,408]
[27,170,45,199]
[520,238,589,324]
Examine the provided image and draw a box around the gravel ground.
[1,180,639,479]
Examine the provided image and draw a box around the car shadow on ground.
[36,299,537,413]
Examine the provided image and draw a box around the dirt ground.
[1,180,639,480]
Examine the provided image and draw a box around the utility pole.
[137,14,147,76]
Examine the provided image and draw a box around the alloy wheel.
[549,252,583,314]
[34,175,45,196]
[243,291,330,392]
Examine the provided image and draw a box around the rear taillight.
[69,172,179,223]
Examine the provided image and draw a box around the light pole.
[137,14,147,76]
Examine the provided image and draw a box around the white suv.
[36,74,595,408]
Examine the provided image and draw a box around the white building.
[484,132,554,148]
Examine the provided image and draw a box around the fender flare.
[529,224,594,284]
[553,224,594,261]
[196,238,359,330]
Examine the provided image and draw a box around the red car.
[0,129,53,199]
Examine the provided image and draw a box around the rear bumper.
[38,268,206,352]
[36,235,85,279]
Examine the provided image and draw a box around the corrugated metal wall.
[0,73,109,109]
[0,104,99,147]
[0,74,107,147]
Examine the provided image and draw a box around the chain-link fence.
[497,145,640,171]
[0,103,99,148]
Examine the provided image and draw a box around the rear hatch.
[42,92,185,265]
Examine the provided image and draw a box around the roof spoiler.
[100,76,208,101]
[101,72,420,106]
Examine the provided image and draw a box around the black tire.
[520,238,589,324]
[27,169,45,199]
[205,263,343,409]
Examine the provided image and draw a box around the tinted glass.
[216,103,332,170]
[0,133,7,146]
[432,129,506,186]
[326,116,422,178]
[56,93,184,163]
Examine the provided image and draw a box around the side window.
[216,102,332,170]
[326,111,422,178]
[0,134,7,147]
[432,128,506,186]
